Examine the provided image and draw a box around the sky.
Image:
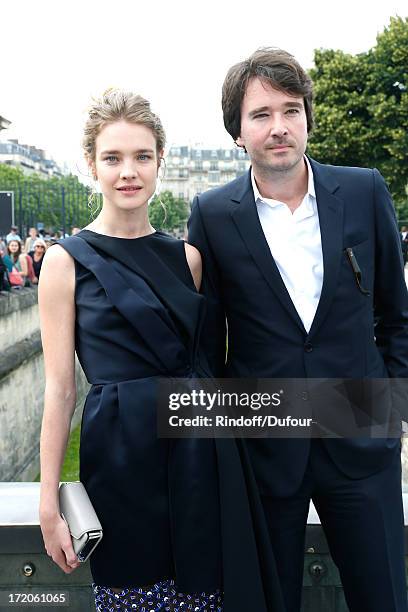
[1,0,407,177]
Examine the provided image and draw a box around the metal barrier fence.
[0,183,90,238]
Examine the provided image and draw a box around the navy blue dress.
[59,230,284,612]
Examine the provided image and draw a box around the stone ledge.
[0,287,38,317]
[0,331,42,381]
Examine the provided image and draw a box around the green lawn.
[35,423,81,482]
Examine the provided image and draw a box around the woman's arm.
[38,245,79,573]
[3,254,12,272]
[184,242,202,291]
[19,253,28,277]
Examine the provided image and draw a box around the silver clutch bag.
[59,482,103,562]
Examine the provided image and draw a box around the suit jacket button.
[304,342,313,353]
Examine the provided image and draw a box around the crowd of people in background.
[0,225,80,292]
[1,221,407,294]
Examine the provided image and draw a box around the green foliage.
[149,190,189,231]
[0,164,90,231]
[35,423,80,482]
[308,16,408,217]
[0,163,24,184]
[60,423,81,482]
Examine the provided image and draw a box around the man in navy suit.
[188,48,408,611]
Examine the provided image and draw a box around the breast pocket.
[342,232,368,249]
[340,239,373,298]
[344,242,371,296]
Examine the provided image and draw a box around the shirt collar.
[251,155,316,208]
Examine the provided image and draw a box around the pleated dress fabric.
[59,230,285,612]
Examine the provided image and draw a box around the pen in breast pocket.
[345,248,370,295]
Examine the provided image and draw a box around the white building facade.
[0,139,63,178]
[162,145,250,202]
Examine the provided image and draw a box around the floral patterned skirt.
[93,579,223,611]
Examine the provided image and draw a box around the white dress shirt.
[252,157,323,333]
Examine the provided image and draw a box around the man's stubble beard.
[252,148,305,182]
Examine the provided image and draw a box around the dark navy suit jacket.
[188,158,408,496]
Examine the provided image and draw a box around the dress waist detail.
[89,370,195,387]
[80,372,222,593]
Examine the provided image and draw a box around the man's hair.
[222,47,314,142]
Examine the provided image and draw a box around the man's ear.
[236,135,243,147]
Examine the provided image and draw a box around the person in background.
[3,239,28,286]
[0,254,9,291]
[24,227,39,254]
[71,226,81,235]
[28,238,47,283]
[400,225,408,266]
[0,237,7,257]
[6,225,22,244]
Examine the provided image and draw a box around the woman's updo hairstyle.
[82,88,166,164]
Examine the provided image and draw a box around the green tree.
[0,163,24,183]
[308,16,408,218]
[149,190,189,231]
[0,164,90,230]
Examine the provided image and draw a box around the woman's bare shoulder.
[39,245,75,294]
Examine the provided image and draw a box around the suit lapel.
[307,159,344,339]
[230,172,305,332]
[230,163,345,339]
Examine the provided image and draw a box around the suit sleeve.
[188,196,227,377]
[372,169,408,421]
[373,168,408,377]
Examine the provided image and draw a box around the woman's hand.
[40,511,80,573]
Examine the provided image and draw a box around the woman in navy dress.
[39,90,284,612]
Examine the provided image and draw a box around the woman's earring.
[155,159,165,197]
[88,176,100,217]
